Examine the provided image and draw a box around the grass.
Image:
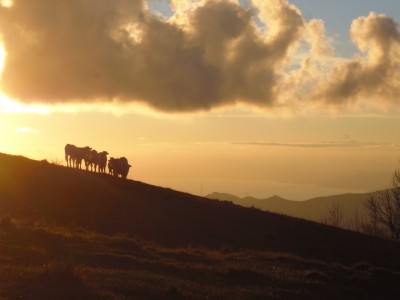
[1,153,400,299]
[1,220,400,299]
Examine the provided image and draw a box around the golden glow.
[0,94,184,118]
[0,94,51,114]
[0,0,13,8]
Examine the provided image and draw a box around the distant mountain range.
[206,191,376,224]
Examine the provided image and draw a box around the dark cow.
[65,144,76,167]
[108,157,115,175]
[65,144,91,169]
[74,146,92,169]
[84,149,98,172]
[97,151,109,173]
[108,157,131,179]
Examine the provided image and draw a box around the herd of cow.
[64,144,132,179]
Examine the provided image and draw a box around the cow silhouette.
[108,157,132,179]
[65,145,129,178]
[97,151,109,173]
[84,149,98,172]
[65,144,92,169]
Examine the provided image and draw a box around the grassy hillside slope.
[0,152,398,266]
[1,152,400,299]
[2,220,399,300]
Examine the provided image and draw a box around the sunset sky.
[1,0,400,200]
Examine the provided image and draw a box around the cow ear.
[128,164,132,167]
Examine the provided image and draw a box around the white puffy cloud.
[313,13,400,106]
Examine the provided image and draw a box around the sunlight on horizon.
[1,92,398,120]
[0,94,51,114]
[0,90,290,119]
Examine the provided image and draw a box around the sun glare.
[0,0,13,8]
[0,94,51,114]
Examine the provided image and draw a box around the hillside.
[206,192,371,223]
[1,152,400,299]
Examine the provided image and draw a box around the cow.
[97,151,109,173]
[84,149,98,172]
[73,146,92,169]
[108,157,115,175]
[65,144,92,169]
[108,157,131,179]
[65,144,76,167]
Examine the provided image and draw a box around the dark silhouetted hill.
[0,152,399,270]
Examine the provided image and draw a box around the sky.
[0,0,400,200]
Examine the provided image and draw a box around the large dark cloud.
[0,1,398,112]
[0,0,304,111]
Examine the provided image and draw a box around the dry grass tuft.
[304,270,329,282]
[0,216,16,232]
[352,261,374,272]
[40,261,81,285]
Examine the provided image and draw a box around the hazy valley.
[206,192,372,227]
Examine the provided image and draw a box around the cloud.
[16,127,38,134]
[0,1,399,113]
[0,0,304,111]
[233,141,400,149]
[312,13,400,106]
